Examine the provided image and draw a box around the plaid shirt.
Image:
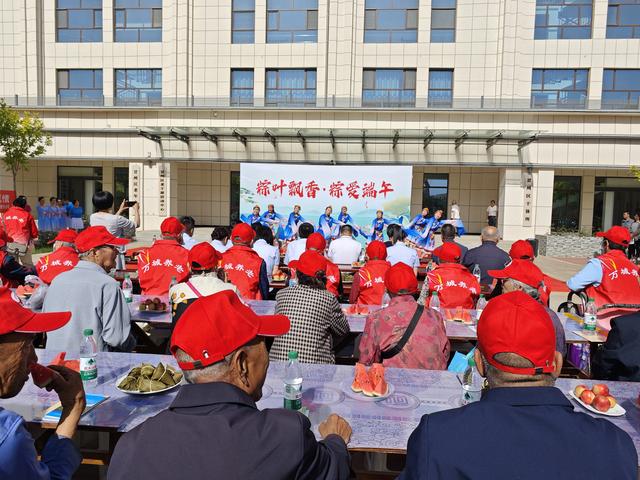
[271,285,350,364]
[359,295,450,370]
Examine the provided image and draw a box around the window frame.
[362,68,417,107]
[602,68,640,109]
[530,68,589,109]
[230,69,255,106]
[364,0,419,43]
[422,173,450,216]
[264,68,317,106]
[551,176,582,232]
[430,0,456,43]
[534,0,593,40]
[56,68,104,106]
[232,0,255,44]
[266,0,318,44]
[56,0,103,43]
[114,68,162,106]
[428,69,454,108]
[114,0,162,43]
[607,1,640,39]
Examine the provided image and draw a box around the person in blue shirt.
[283,205,305,240]
[318,206,339,240]
[369,210,406,242]
[240,205,263,226]
[36,197,50,232]
[337,206,362,237]
[0,286,85,480]
[260,204,285,239]
[400,291,637,480]
[68,199,84,231]
[407,207,430,231]
[406,210,445,249]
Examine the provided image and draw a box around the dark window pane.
[431,10,455,28]
[603,69,615,90]
[612,69,640,90]
[69,69,95,88]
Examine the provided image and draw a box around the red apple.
[593,395,611,412]
[592,384,610,396]
[606,395,617,408]
[573,385,588,397]
[580,389,596,405]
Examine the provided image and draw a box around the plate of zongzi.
[116,362,184,395]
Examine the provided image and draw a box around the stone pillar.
[131,161,176,231]
[580,174,595,235]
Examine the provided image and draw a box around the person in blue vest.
[407,210,445,249]
[369,210,405,242]
[283,205,305,240]
[240,205,263,226]
[337,206,362,238]
[318,206,339,240]
[407,207,430,232]
[261,204,285,239]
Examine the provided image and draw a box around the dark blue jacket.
[593,311,640,382]
[400,387,637,480]
[462,241,510,285]
[108,382,350,480]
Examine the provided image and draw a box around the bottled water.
[472,264,482,284]
[283,351,303,411]
[583,297,597,331]
[80,329,98,389]
[475,295,487,322]
[430,291,440,312]
[462,357,483,405]
[122,274,133,303]
[288,273,298,287]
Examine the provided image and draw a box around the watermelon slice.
[369,363,388,397]
[356,304,369,315]
[351,363,374,396]
[30,363,58,388]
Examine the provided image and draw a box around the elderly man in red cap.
[349,240,391,305]
[509,239,551,305]
[222,223,269,300]
[0,287,87,479]
[36,229,80,285]
[401,291,637,479]
[43,226,135,352]
[359,263,449,369]
[0,228,35,286]
[137,217,190,296]
[567,226,640,329]
[109,291,352,480]
[419,242,480,309]
[305,232,341,297]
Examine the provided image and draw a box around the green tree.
[0,100,51,192]
[632,166,640,183]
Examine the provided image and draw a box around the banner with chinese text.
[0,190,16,214]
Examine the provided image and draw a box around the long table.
[3,350,639,458]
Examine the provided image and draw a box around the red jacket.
[3,206,38,244]
[427,263,481,309]
[36,247,79,284]
[586,250,640,313]
[324,260,341,298]
[356,260,391,305]
[222,245,264,300]
[137,240,190,296]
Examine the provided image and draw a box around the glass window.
[231,69,254,106]
[114,0,162,42]
[428,69,453,107]
[114,68,162,105]
[531,69,589,108]
[607,1,640,39]
[265,69,316,106]
[233,0,255,43]
[431,0,456,42]
[57,69,103,106]
[535,0,592,40]
[602,69,640,109]
[422,174,449,215]
[56,0,102,43]
[267,0,317,43]
[362,69,416,107]
[552,176,581,232]
[364,0,418,43]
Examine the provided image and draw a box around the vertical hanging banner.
[0,190,16,213]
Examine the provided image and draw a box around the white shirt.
[182,232,198,250]
[451,205,460,220]
[170,274,238,304]
[487,205,498,216]
[210,239,230,253]
[284,238,307,265]
[327,235,362,265]
[387,242,420,268]
[253,239,279,279]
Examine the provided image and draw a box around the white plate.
[567,390,626,417]
[135,307,169,315]
[341,379,395,402]
[116,373,182,395]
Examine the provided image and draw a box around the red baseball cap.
[161,217,184,237]
[75,226,129,253]
[170,290,290,370]
[477,291,556,375]
[0,229,13,248]
[596,225,631,247]
[189,242,221,271]
[366,241,387,260]
[231,223,256,244]
[385,262,418,295]
[488,259,543,289]
[509,240,535,260]
[433,242,461,263]
[306,232,326,252]
[293,250,327,277]
[0,286,71,336]
[48,229,78,245]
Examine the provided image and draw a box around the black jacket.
[462,241,510,285]
[592,311,640,382]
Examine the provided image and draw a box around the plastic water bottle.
[462,357,483,405]
[80,329,98,389]
[583,297,597,331]
[358,249,365,264]
[473,264,482,284]
[122,274,133,303]
[430,291,440,312]
[283,351,303,411]
[475,295,487,322]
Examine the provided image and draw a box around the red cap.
[596,225,631,247]
[294,250,327,277]
[48,229,78,245]
[170,290,290,370]
[433,242,461,263]
[231,223,256,244]
[477,291,556,375]
[161,217,184,237]
[509,240,535,260]
[189,242,221,271]
[0,286,71,336]
[306,232,326,252]
[75,226,129,253]
[0,229,13,248]
[366,241,387,260]
[385,262,418,294]
[488,259,543,289]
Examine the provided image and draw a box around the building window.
[364,0,418,43]
[114,0,162,42]
[362,69,416,107]
[230,171,240,224]
[535,0,592,40]
[428,69,454,107]
[57,69,103,106]
[602,69,640,109]
[114,69,162,106]
[265,69,316,106]
[422,174,449,215]
[552,176,581,232]
[56,0,103,43]
[231,69,254,106]
[531,69,588,108]
[431,0,456,42]
[267,0,318,43]
[607,0,640,39]
[232,0,255,43]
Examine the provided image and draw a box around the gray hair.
[481,226,500,242]
[174,348,234,384]
[506,278,540,300]
[58,241,75,249]
[481,352,554,388]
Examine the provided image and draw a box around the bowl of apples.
[568,384,626,417]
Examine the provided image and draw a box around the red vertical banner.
[0,190,16,213]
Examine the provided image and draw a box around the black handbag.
[380,304,424,360]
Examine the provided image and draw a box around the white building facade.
[0,0,639,239]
